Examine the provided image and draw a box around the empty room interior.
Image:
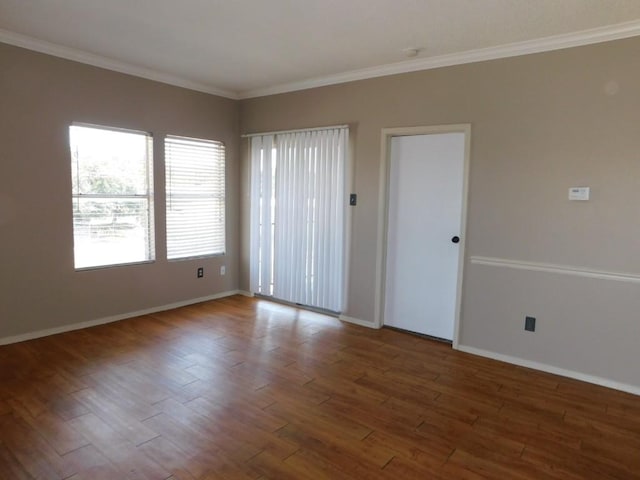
[2,1,640,478]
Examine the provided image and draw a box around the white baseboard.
[339,314,380,329]
[237,290,254,297]
[456,344,640,397]
[0,290,242,346]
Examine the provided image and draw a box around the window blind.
[165,135,225,260]
[250,127,348,312]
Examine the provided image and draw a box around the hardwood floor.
[0,295,639,479]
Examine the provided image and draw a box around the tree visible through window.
[69,124,155,269]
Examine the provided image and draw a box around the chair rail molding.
[470,256,640,284]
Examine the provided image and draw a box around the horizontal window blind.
[165,135,225,260]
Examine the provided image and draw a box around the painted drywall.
[240,37,640,388]
[3,35,640,390]
[0,43,240,338]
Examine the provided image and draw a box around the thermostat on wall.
[568,187,590,201]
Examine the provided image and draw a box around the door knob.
[451,236,460,244]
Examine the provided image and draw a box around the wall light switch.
[569,187,590,201]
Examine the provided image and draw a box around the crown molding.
[3,18,640,102]
[238,19,640,99]
[0,28,239,100]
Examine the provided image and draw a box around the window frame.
[69,122,155,271]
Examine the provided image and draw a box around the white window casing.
[70,124,155,270]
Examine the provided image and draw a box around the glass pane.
[70,125,150,195]
[73,198,153,269]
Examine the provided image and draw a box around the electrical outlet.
[525,316,536,332]
[220,265,226,275]
[197,267,204,278]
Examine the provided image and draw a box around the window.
[69,124,155,269]
[165,135,225,260]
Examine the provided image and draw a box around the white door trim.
[375,124,471,347]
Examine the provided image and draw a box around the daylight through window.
[165,135,226,260]
[69,124,155,269]
[249,127,348,313]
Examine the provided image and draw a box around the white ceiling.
[2,0,640,99]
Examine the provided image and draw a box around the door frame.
[374,124,471,348]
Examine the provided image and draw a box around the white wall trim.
[238,19,640,98]
[471,256,640,284]
[0,28,238,100]
[0,290,242,346]
[375,124,471,347]
[339,315,379,329]
[4,19,640,101]
[456,344,640,397]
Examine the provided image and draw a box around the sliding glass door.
[249,127,348,313]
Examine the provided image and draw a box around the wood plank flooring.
[0,295,639,479]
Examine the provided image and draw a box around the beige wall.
[240,37,640,389]
[3,36,640,390]
[0,43,240,339]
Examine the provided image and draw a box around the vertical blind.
[250,127,348,312]
[165,135,226,260]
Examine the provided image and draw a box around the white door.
[384,132,466,340]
